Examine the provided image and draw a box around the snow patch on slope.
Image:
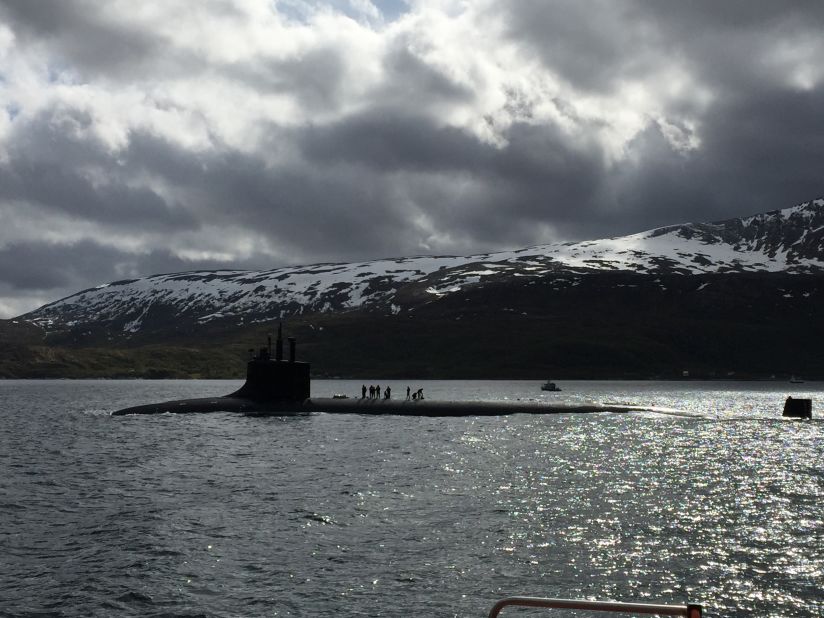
[22,199,824,334]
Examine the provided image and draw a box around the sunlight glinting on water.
[1,379,821,616]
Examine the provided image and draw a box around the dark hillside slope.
[3,272,821,379]
[290,272,823,379]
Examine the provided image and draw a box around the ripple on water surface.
[0,379,821,617]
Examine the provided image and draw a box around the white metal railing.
[488,597,702,617]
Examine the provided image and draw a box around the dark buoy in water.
[783,396,812,419]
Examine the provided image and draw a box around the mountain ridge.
[19,198,824,341]
[5,198,823,379]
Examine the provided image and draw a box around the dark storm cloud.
[0,0,163,75]
[699,88,824,207]
[298,108,492,172]
[495,0,824,233]
[0,240,142,292]
[377,45,476,109]
[122,129,415,262]
[123,111,606,255]
[0,0,220,81]
[298,108,603,242]
[641,1,824,38]
[232,46,348,113]
[0,108,196,229]
[641,2,824,98]
[500,1,824,94]
[499,0,658,93]
[617,87,824,226]
[0,158,188,228]
[0,238,263,295]
[576,84,824,238]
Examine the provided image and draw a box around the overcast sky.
[1,0,823,317]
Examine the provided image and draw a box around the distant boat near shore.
[790,375,805,384]
[541,380,561,392]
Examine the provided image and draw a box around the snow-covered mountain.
[21,198,824,337]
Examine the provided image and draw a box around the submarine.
[112,326,647,417]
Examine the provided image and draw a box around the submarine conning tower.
[228,324,310,402]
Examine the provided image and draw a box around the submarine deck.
[112,396,647,416]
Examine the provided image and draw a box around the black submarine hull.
[111,327,651,417]
[112,396,644,417]
[112,397,269,416]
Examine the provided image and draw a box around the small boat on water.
[789,375,804,384]
[540,380,561,392]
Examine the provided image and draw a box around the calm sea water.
[1,379,821,617]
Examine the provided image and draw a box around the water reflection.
[1,379,821,616]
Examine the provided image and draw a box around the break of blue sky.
[275,0,410,23]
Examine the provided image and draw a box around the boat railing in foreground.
[488,596,702,617]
